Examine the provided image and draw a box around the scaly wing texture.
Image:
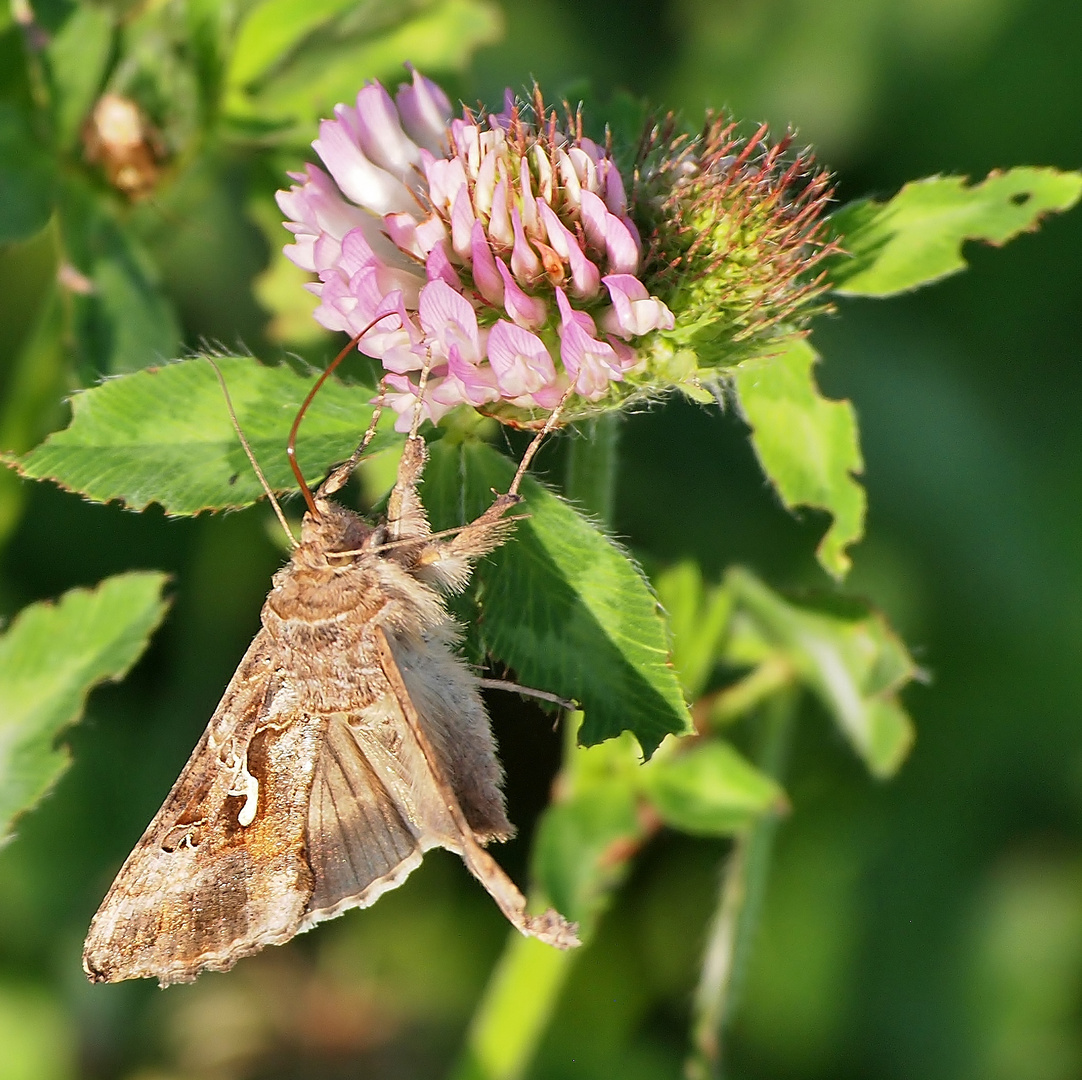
[302,713,423,923]
[83,632,321,985]
[375,627,580,949]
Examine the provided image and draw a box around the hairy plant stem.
[451,413,623,1080]
[686,688,799,1080]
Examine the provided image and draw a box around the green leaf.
[0,104,57,244]
[828,168,1082,297]
[58,181,181,376]
[0,573,170,844]
[530,732,644,931]
[46,3,115,151]
[732,337,865,580]
[424,438,693,756]
[229,0,502,133]
[532,781,642,931]
[641,741,786,836]
[227,0,368,89]
[726,567,917,777]
[653,560,733,700]
[16,356,400,515]
[0,281,68,548]
[186,0,234,126]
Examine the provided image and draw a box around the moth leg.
[386,436,433,544]
[375,627,580,949]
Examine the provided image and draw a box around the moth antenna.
[207,357,298,549]
[289,312,404,517]
[316,379,388,498]
[508,384,576,496]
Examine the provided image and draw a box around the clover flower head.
[277,68,673,430]
[279,70,838,429]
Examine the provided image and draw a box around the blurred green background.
[1,0,1081,1077]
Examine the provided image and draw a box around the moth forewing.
[84,435,578,985]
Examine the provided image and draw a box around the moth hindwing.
[83,436,579,986]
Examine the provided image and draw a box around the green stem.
[451,413,623,1080]
[686,688,798,1080]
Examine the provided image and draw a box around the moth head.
[300,499,373,557]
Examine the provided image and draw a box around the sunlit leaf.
[0,573,170,845]
[16,356,400,515]
[424,439,693,756]
[828,168,1082,297]
[732,337,865,580]
[642,741,786,836]
[726,567,917,777]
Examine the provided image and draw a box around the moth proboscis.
[83,354,579,986]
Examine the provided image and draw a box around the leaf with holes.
[732,337,865,580]
[827,168,1082,297]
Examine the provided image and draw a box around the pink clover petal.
[518,159,539,233]
[425,241,462,289]
[487,320,557,398]
[276,165,361,239]
[557,290,622,400]
[521,375,568,410]
[538,202,600,297]
[339,227,381,275]
[348,83,422,175]
[600,274,675,338]
[382,212,425,258]
[384,373,456,431]
[556,151,582,209]
[568,147,598,194]
[599,158,628,214]
[450,184,475,259]
[510,206,542,281]
[531,144,554,203]
[471,221,504,305]
[311,231,346,273]
[423,156,467,216]
[555,287,598,336]
[607,335,641,371]
[487,176,512,246]
[580,191,639,274]
[395,66,452,153]
[442,345,501,407]
[562,328,623,400]
[452,118,481,174]
[496,260,547,328]
[418,279,481,363]
[284,235,317,273]
[314,118,414,216]
[473,148,498,218]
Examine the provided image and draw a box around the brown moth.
[83,383,579,985]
